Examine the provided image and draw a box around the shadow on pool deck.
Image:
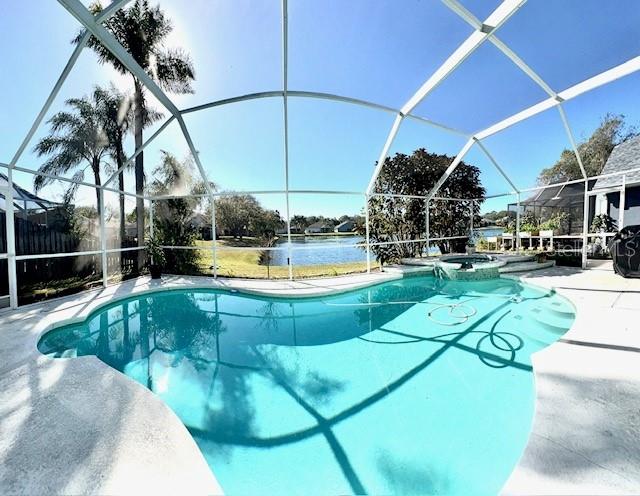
[0,349,219,494]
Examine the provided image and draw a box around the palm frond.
[155,48,195,94]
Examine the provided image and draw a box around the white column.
[469,201,474,238]
[365,193,371,273]
[581,180,589,269]
[99,188,108,287]
[425,199,430,258]
[149,199,154,238]
[515,193,521,253]
[211,196,218,279]
[5,170,18,308]
[282,0,293,281]
[619,174,626,230]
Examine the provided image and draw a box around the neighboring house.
[592,135,640,228]
[304,221,333,234]
[276,226,302,235]
[0,172,66,227]
[334,220,355,233]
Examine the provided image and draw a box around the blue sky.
[1,0,639,219]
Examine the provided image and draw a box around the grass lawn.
[195,238,379,279]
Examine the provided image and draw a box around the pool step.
[528,306,574,334]
[537,299,575,319]
[384,264,434,276]
[498,261,555,274]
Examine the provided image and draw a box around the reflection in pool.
[39,276,575,495]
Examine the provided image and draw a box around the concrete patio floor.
[0,267,638,494]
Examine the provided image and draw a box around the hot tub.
[435,254,507,280]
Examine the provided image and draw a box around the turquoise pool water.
[38,276,575,495]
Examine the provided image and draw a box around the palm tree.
[77,0,196,269]
[94,85,133,243]
[34,93,109,216]
[95,85,161,245]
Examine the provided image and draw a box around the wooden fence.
[0,212,141,300]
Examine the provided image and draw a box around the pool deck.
[0,267,639,494]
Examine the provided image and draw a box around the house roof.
[593,135,640,190]
[306,221,331,229]
[335,220,353,228]
[0,173,64,212]
[517,180,597,209]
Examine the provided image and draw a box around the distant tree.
[252,209,285,238]
[362,148,485,264]
[214,195,261,239]
[538,114,637,184]
[290,215,307,229]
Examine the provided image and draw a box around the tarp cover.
[609,225,640,278]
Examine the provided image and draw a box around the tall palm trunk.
[93,157,102,218]
[116,143,126,270]
[134,80,146,272]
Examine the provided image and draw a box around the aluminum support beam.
[516,193,521,252]
[282,0,293,280]
[10,0,131,168]
[367,0,525,196]
[476,56,640,140]
[103,116,175,188]
[425,139,475,202]
[365,194,371,272]
[558,105,587,179]
[474,138,519,192]
[620,174,626,229]
[582,180,590,268]
[367,114,403,194]
[99,188,108,287]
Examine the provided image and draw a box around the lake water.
[272,235,367,266]
[270,229,504,267]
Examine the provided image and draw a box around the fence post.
[99,188,107,287]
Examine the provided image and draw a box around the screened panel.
[214,193,288,279]
[562,71,640,188]
[288,98,395,191]
[288,193,371,276]
[13,48,171,192]
[163,0,281,107]
[480,106,582,190]
[289,0,473,107]
[11,170,101,257]
[0,260,8,309]
[459,0,502,21]
[0,1,82,161]
[17,253,103,305]
[182,98,285,191]
[413,42,550,134]
[496,0,640,91]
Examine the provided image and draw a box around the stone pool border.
[1,268,639,494]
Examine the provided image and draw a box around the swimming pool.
[38,276,575,495]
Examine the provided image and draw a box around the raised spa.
[435,254,507,280]
[38,276,574,495]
